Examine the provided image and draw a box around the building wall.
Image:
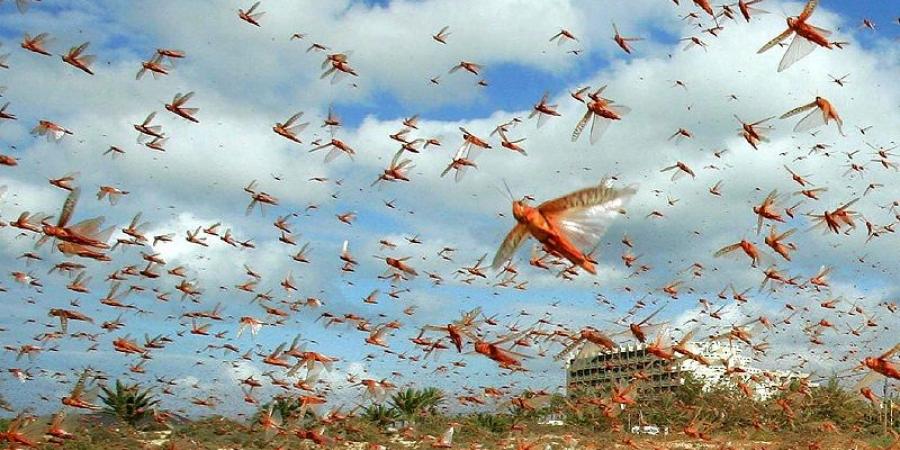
[566,342,686,393]
[565,340,809,400]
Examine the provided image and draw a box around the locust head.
[511,198,536,224]
[511,200,527,222]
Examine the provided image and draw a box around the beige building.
[565,340,810,400]
[566,341,684,393]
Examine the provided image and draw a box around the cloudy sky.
[0,0,898,417]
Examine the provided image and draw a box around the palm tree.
[418,387,446,414]
[362,404,400,426]
[99,380,159,427]
[389,387,445,423]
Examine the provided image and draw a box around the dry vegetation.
[3,376,897,449]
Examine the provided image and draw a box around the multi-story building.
[565,340,809,400]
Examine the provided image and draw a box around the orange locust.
[61,42,95,75]
[376,255,418,278]
[48,172,78,191]
[661,280,684,298]
[133,112,164,142]
[320,52,358,84]
[121,212,149,243]
[0,102,16,121]
[570,86,589,103]
[429,425,455,448]
[0,153,17,166]
[458,126,492,152]
[365,325,390,348]
[322,105,342,130]
[672,329,710,366]
[764,226,796,261]
[714,239,765,267]
[497,128,527,155]
[712,319,761,346]
[680,36,708,52]
[757,0,832,72]
[32,119,73,142]
[529,92,561,128]
[855,344,900,391]
[684,417,713,441]
[859,387,880,406]
[432,26,451,44]
[65,272,91,293]
[61,369,100,410]
[549,28,578,46]
[310,137,355,162]
[339,239,358,270]
[48,308,93,333]
[292,242,312,263]
[288,351,335,380]
[466,331,532,370]
[422,308,481,353]
[136,53,169,80]
[734,115,773,150]
[625,304,666,343]
[661,161,695,180]
[165,91,199,123]
[442,127,489,182]
[736,0,768,22]
[753,190,784,234]
[262,343,298,370]
[97,186,128,205]
[21,32,52,56]
[784,165,811,186]
[46,410,75,443]
[555,327,618,362]
[781,96,844,136]
[693,0,715,16]
[238,1,264,27]
[156,48,184,59]
[804,266,832,292]
[441,144,479,182]
[449,61,481,76]
[610,381,638,406]
[492,179,636,274]
[113,335,146,354]
[808,198,859,234]
[612,22,642,54]
[272,111,308,144]
[254,404,282,433]
[372,149,414,186]
[646,332,675,361]
[244,180,278,215]
[0,413,39,448]
[571,85,629,145]
[39,188,113,252]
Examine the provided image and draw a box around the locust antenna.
[493,179,515,202]
[502,179,515,201]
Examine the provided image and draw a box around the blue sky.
[0,0,898,421]
[333,0,899,127]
